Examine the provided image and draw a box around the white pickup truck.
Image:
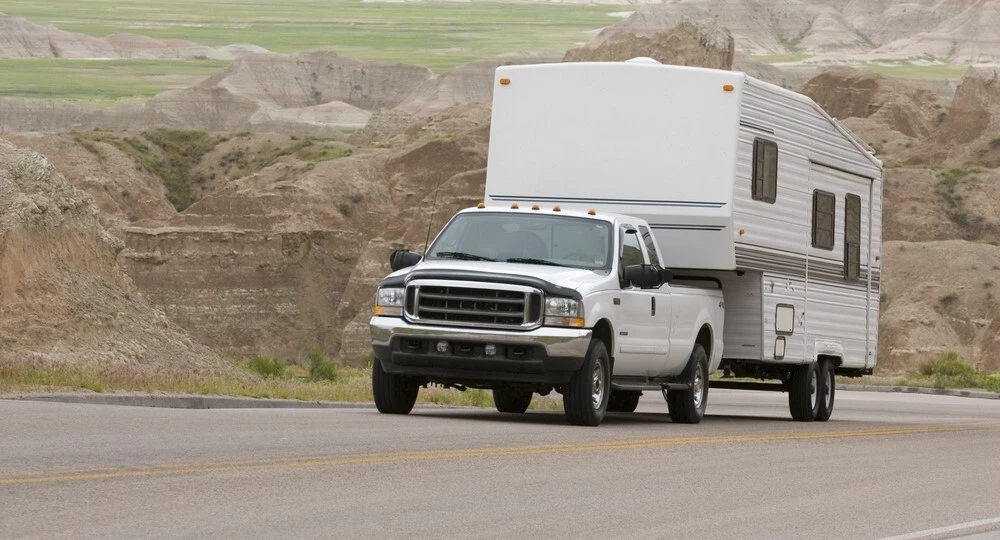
[370,205,725,426]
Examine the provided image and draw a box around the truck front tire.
[563,340,611,426]
[789,362,820,422]
[667,345,709,424]
[493,389,532,414]
[373,358,419,415]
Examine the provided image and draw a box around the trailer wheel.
[607,390,642,413]
[563,340,610,426]
[493,389,532,414]
[816,359,836,422]
[667,345,709,424]
[788,362,820,422]
[372,358,418,415]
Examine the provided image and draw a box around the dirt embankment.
[0,139,228,372]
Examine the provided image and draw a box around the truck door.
[612,227,671,377]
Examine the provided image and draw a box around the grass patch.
[863,61,970,81]
[73,128,228,210]
[4,1,620,74]
[0,357,561,409]
[249,355,286,378]
[909,352,1000,392]
[0,58,229,104]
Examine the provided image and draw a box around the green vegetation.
[932,167,996,241]
[307,348,338,382]
[250,355,286,378]
[938,292,959,308]
[862,61,970,81]
[74,128,228,210]
[0,357,561,409]
[0,58,229,104]
[749,53,812,64]
[3,0,620,89]
[909,352,1000,392]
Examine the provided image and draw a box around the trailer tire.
[607,390,642,413]
[563,340,610,426]
[493,389,532,414]
[788,362,820,422]
[667,345,709,424]
[816,359,836,422]
[372,358,419,415]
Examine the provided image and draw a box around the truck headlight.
[373,287,404,317]
[545,297,585,328]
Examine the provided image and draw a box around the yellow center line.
[3,424,994,486]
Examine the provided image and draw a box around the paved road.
[1,390,998,539]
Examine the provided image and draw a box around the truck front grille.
[405,281,542,330]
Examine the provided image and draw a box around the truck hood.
[388,260,612,293]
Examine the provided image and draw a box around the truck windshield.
[426,212,613,270]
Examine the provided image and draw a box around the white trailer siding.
[484,60,883,371]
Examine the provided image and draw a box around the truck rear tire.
[372,358,419,415]
[667,345,709,424]
[607,390,642,413]
[816,359,836,422]
[788,362,820,422]
[563,340,610,426]
[493,389,532,414]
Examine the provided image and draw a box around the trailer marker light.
[587,209,596,215]
[511,203,519,209]
[532,204,540,210]
[723,84,735,92]
[477,202,485,209]
[739,228,745,236]
[553,205,561,212]
[500,78,511,85]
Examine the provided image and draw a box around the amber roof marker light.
[723,84,735,92]
[499,78,511,85]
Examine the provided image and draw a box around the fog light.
[436,340,449,354]
[484,344,497,356]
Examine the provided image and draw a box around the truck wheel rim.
[693,368,705,409]
[591,362,605,409]
[809,369,818,410]
[823,368,833,409]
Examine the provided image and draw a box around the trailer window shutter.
[752,138,777,203]
[811,190,835,250]
[845,194,861,280]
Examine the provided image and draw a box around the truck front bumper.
[370,316,592,386]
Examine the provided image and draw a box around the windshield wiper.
[505,257,567,267]
[434,251,496,262]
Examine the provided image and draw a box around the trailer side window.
[844,194,861,280]
[812,190,835,250]
[752,138,778,203]
[638,226,662,266]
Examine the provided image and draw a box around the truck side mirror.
[659,267,673,283]
[389,249,422,272]
[622,264,666,288]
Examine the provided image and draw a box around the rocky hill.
[600,0,1000,62]
[0,139,228,372]
[3,20,999,374]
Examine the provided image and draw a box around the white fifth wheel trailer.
[483,58,883,421]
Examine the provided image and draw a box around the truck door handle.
[651,297,656,316]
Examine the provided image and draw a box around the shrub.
[338,202,352,216]
[938,292,958,308]
[250,356,285,378]
[918,352,977,389]
[308,348,337,382]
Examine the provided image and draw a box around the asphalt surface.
[1,390,998,539]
